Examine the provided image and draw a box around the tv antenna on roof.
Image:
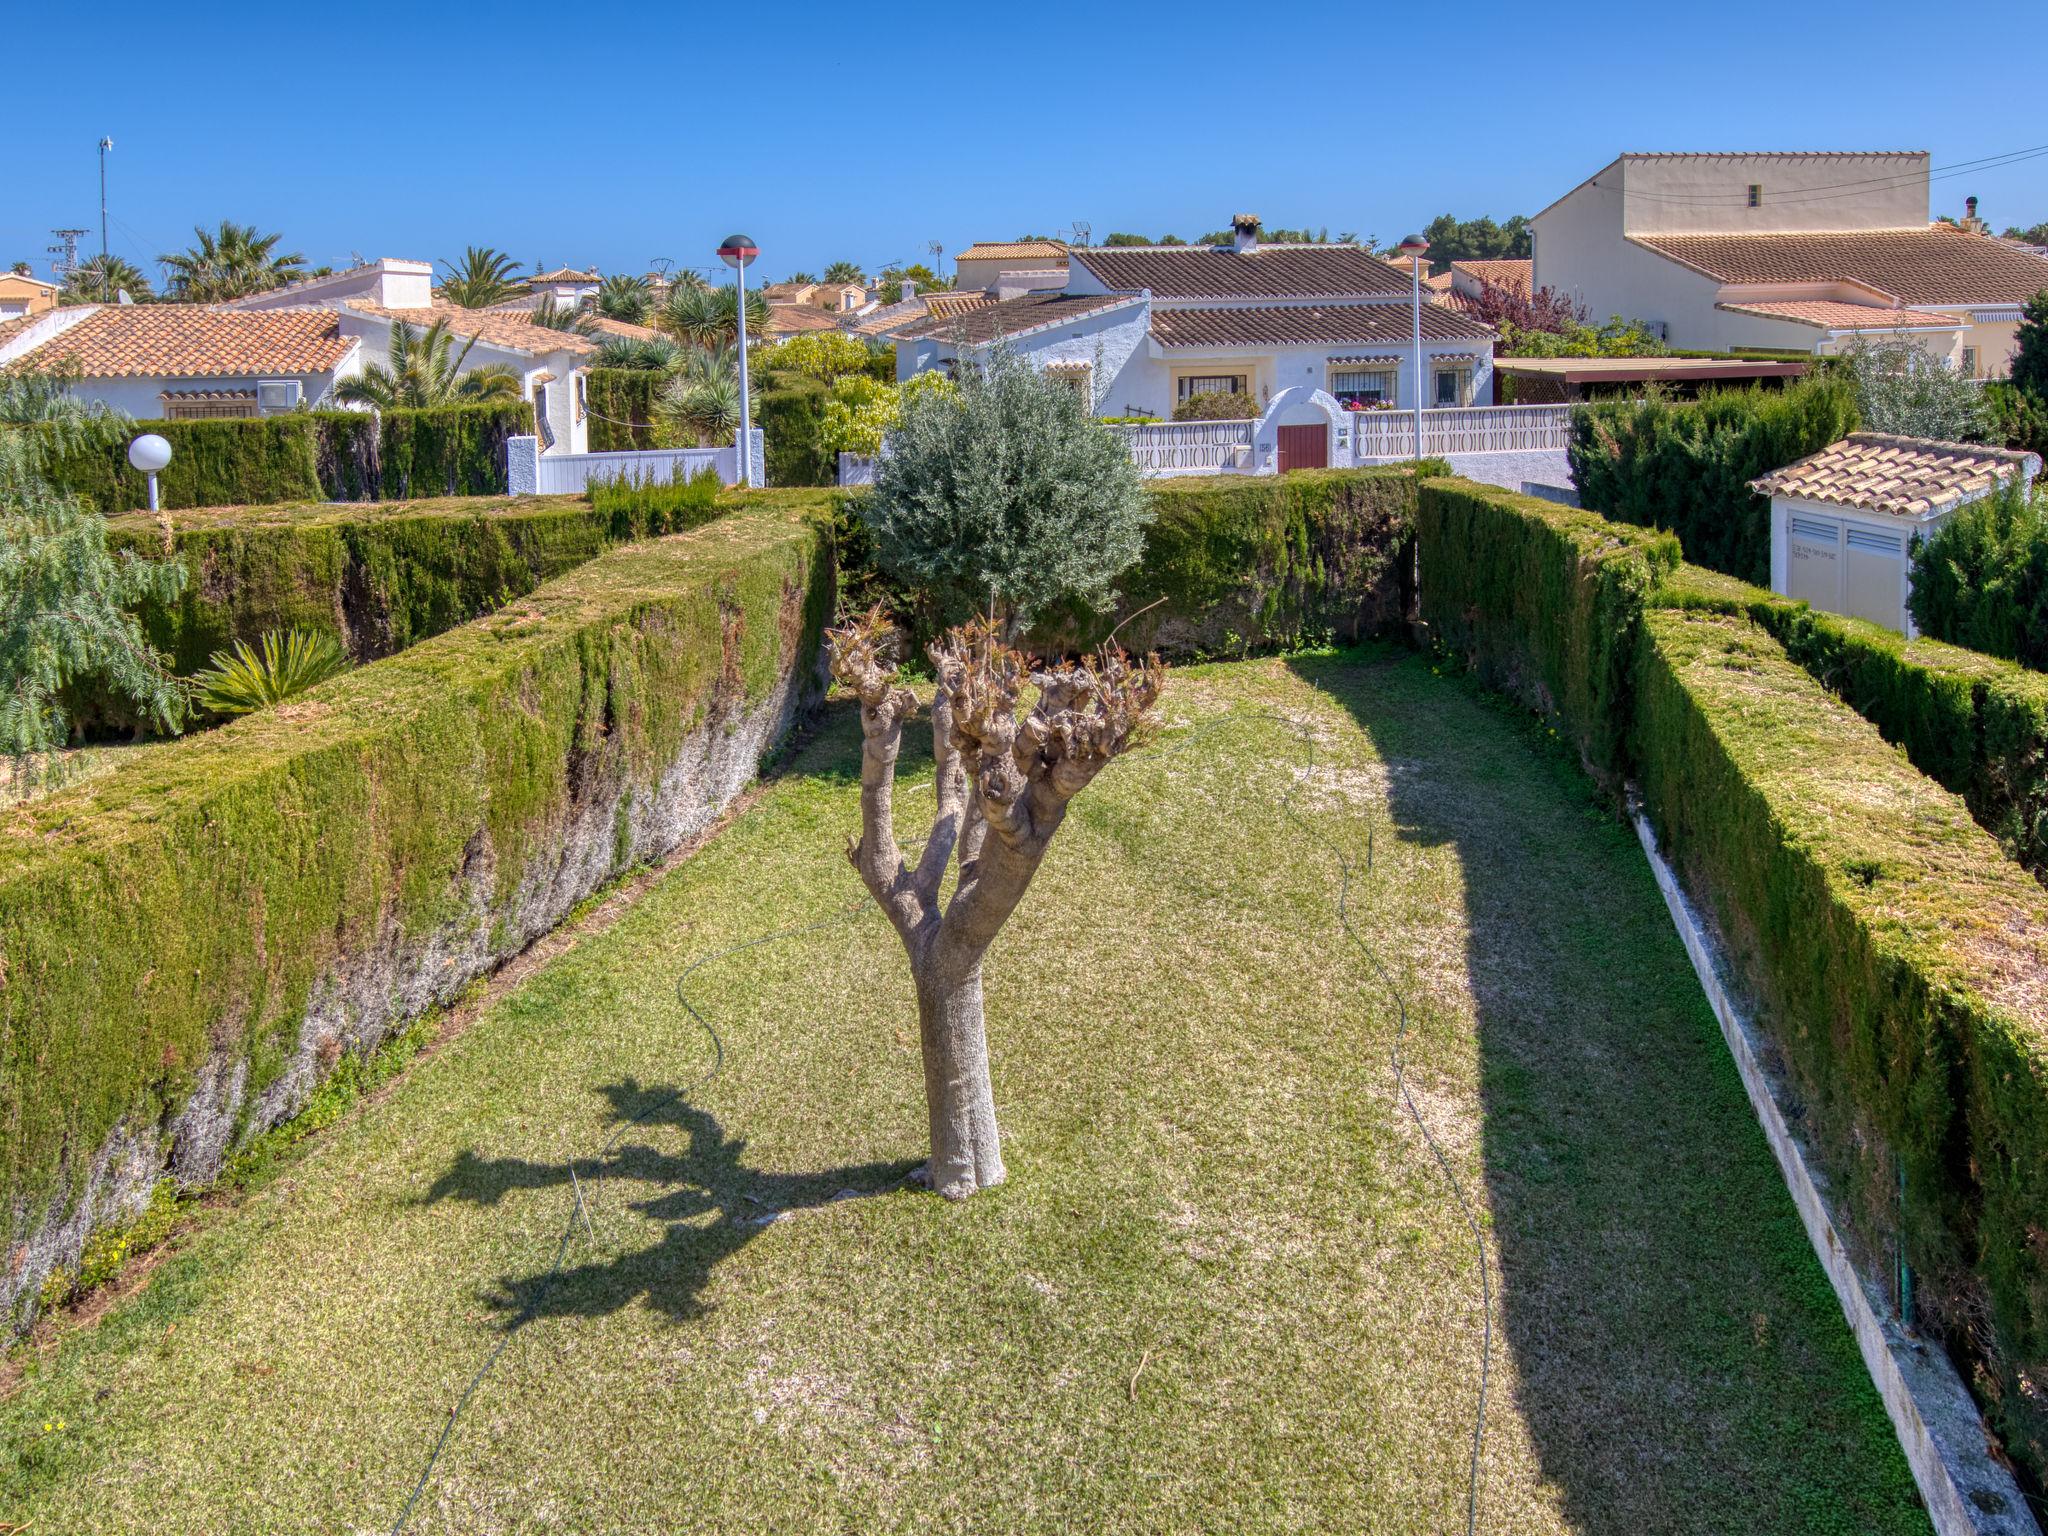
[1068,220,1091,246]
[47,228,88,280]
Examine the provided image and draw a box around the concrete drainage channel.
[1630,799,2037,1536]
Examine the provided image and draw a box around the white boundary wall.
[508,432,764,495]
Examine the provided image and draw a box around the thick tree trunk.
[912,952,1005,1200]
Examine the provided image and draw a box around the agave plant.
[335,319,523,409]
[439,246,522,308]
[530,294,598,338]
[193,629,351,716]
[656,349,744,444]
[594,335,683,371]
[596,272,652,325]
[158,221,305,301]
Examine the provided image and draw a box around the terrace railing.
[1351,404,1574,461]
[1110,420,1255,475]
[507,433,763,495]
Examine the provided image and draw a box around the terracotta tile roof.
[530,267,598,283]
[1150,302,1494,349]
[1749,432,2041,518]
[1433,289,1484,314]
[761,282,818,303]
[1421,270,1455,292]
[1071,244,1409,299]
[954,241,1068,262]
[896,291,1142,345]
[586,313,663,342]
[851,291,998,339]
[922,291,997,319]
[4,305,359,378]
[344,298,600,358]
[1452,258,1532,295]
[1714,299,1966,331]
[766,304,845,335]
[1630,228,2048,307]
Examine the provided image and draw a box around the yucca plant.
[594,335,682,371]
[193,629,351,716]
[596,272,652,324]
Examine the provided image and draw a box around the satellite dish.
[116,288,134,305]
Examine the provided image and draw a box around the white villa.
[896,215,1497,471]
[1532,152,2048,375]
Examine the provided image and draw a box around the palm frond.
[193,629,351,716]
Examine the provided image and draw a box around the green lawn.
[1,650,1927,1534]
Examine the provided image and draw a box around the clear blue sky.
[9,0,2047,288]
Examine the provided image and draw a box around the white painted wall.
[1769,496,1944,636]
[230,259,434,312]
[1621,153,1929,236]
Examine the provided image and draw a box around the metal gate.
[1277,423,1328,474]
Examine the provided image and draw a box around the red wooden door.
[1277,423,1328,473]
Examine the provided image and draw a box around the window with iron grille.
[1747,184,1763,207]
[1331,369,1394,405]
[1177,374,1245,402]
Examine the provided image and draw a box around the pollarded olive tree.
[832,341,1164,1197]
[829,611,1162,1197]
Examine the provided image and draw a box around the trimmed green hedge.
[755,374,834,488]
[1633,607,2048,1476]
[586,368,667,452]
[1415,476,1678,784]
[1657,563,2048,878]
[36,401,535,513]
[1568,375,1858,585]
[1,499,834,1332]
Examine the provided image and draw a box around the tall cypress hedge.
[586,368,667,451]
[33,401,535,512]
[754,373,833,488]
[1567,375,1858,585]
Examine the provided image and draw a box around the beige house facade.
[1532,152,2048,374]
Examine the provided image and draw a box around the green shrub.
[587,368,670,451]
[0,498,834,1333]
[586,466,725,540]
[754,373,833,487]
[1908,483,2048,670]
[1657,561,2048,878]
[1632,606,2048,1478]
[1568,374,1858,584]
[1172,390,1259,422]
[193,628,352,715]
[1984,381,2048,458]
[1415,476,1678,783]
[376,400,531,499]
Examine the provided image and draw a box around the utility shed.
[1750,433,2040,634]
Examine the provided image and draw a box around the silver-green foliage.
[0,377,187,790]
[1837,331,1992,442]
[865,344,1150,629]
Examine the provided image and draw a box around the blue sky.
[8,0,2046,289]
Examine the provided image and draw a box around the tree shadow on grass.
[424,1078,918,1326]
[1285,649,1928,1536]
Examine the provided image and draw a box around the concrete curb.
[1630,801,2037,1536]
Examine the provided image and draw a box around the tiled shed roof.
[766,304,845,335]
[955,241,1068,262]
[1630,227,2048,306]
[1150,302,1494,349]
[4,305,358,378]
[1749,432,2041,517]
[1714,299,1966,331]
[1071,243,1409,299]
[1451,258,1532,295]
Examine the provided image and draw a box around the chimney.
[1231,213,1261,255]
[1962,195,1988,235]
[374,258,435,309]
[900,279,917,302]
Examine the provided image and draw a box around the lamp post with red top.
[718,233,759,488]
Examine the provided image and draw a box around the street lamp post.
[128,432,172,513]
[717,234,760,489]
[1397,235,1429,460]
[98,137,113,301]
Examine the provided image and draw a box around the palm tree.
[596,272,651,325]
[61,255,153,304]
[439,246,522,308]
[530,293,598,338]
[593,335,682,371]
[654,283,767,351]
[823,260,866,285]
[335,318,522,409]
[158,221,305,301]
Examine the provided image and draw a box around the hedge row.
[1567,374,1858,585]
[1422,473,2048,1482]
[1658,562,2048,878]
[835,465,1442,660]
[1634,608,2048,1478]
[37,401,534,513]
[586,368,666,452]
[1,498,835,1333]
[1415,477,1678,783]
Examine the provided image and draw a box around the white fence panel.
[1112,420,1255,476]
[838,453,877,487]
[507,433,763,495]
[1351,405,1573,462]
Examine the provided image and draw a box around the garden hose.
[388,692,1491,1536]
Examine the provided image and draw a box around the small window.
[1332,369,1394,405]
[1961,346,1980,379]
[1178,373,1246,401]
[575,372,588,421]
[1434,369,1462,406]
[534,382,555,449]
[1747,184,1763,208]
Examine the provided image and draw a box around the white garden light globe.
[127,434,173,474]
